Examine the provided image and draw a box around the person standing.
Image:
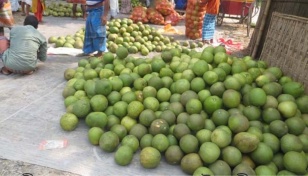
[9,0,20,13]
[20,0,31,16]
[0,0,14,51]
[32,0,45,22]
[109,0,118,20]
[66,0,86,19]
[0,0,15,28]
[83,0,110,57]
[0,15,47,75]
[201,0,220,44]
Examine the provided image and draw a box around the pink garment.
[0,36,9,54]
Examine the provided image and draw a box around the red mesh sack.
[165,10,183,26]
[155,0,174,16]
[130,6,149,23]
[185,0,206,39]
[147,8,165,25]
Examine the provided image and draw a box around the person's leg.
[96,8,107,57]
[72,4,77,19]
[82,11,93,55]
[1,67,12,75]
[208,15,216,44]
[94,36,106,57]
[83,9,106,57]
[202,13,209,44]
[202,13,216,44]
[34,0,43,22]
[210,16,216,44]
[94,38,104,57]
[38,0,43,22]
[21,1,26,15]
[81,4,86,19]
[25,3,30,16]
[1,66,35,75]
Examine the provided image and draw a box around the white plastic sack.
[47,47,83,56]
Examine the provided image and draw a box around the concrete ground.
[0,7,256,176]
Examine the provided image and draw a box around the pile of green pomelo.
[60,19,308,175]
[44,1,142,17]
[43,2,83,17]
[48,18,203,55]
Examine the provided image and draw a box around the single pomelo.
[233,132,260,153]
[114,145,134,166]
[140,147,161,169]
[282,81,304,98]
[116,46,129,59]
[248,88,267,107]
[88,127,104,145]
[181,153,203,174]
[60,113,79,131]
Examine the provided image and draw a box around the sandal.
[1,67,11,75]
[25,70,34,75]
[94,54,102,57]
[202,40,210,45]
[94,52,103,57]
[72,14,77,20]
[76,53,93,57]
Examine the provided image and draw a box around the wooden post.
[252,0,271,59]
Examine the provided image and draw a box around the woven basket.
[260,12,308,93]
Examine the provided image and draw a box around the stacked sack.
[165,10,183,26]
[155,0,174,16]
[130,0,183,26]
[156,0,183,25]
[130,6,149,23]
[185,0,207,39]
[147,8,165,25]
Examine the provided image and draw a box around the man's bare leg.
[72,4,77,19]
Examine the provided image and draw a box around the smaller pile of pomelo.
[107,18,203,55]
[44,2,83,17]
[48,28,85,49]
[48,18,203,53]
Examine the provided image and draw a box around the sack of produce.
[130,6,149,23]
[185,0,206,39]
[147,8,165,25]
[165,10,183,26]
[155,0,174,16]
